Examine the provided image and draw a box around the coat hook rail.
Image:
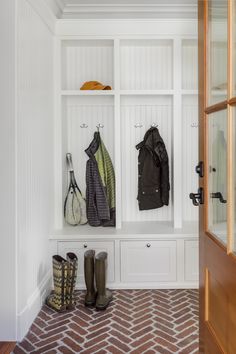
[191,123,199,128]
[151,123,158,128]
[80,123,88,128]
[134,123,143,128]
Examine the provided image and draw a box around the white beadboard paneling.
[182,95,198,221]
[17,0,54,337]
[0,0,17,341]
[62,96,114,214]
[182,39,198,90]
[61,40,114,90]
[121,95,172,222]
[120,39,173,90]
[212,42,227,89]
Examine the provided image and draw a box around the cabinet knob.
[146,243,151,248]
[84,243,88,248]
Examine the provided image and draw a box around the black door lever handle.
[195,161,204,177]
[211,192,227,203]
[189,187,204,206]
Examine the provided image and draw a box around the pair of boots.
[84,250,112,310]
[46,253,78,312]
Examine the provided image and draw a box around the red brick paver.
[14,289,199,353]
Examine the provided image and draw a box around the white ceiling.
[49,0,198,20]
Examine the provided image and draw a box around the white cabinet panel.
[121,240,177,282]
[184,240,199,281]
[57,241,115,285]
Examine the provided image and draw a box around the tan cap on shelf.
[80,81,112,90]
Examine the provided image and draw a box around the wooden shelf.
[120,90,174,95]
[181,89,198,95]
[61,90,115,96]
[211,90,227,96]
[49,221,198,240]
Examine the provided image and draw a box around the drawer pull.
[146,243,151,248]
[84,243,88,248]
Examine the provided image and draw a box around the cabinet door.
[58,241,115,285]
[120,240,177,283]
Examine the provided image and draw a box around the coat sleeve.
[93,164,110,220]
[86,160,99,226]
[86,159,110,225]
[154,142,170,206]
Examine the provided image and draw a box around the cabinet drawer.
[57,241,115,284]
[184,240,199,281]
[121,240,177,282]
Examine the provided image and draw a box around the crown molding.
[42,0,65,18]
[55,18,198,37]
[55,0,66,12]
[61,3,197,19]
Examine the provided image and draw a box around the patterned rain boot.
[95,252,112,310]
[66,252,78,310]
[84,250,96,306]
[46,255,68,312]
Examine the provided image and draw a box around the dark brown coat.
[136,127,170,210]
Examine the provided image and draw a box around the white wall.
[16,0,54,340]
[0,0,17,341]
[0,0,55,341]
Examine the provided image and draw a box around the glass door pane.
[208,0,228,105]
[208,109,227,245]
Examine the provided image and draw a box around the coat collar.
[85,132,101,158]
[136,127,162,150]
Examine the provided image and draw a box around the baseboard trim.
[17,271,52,341]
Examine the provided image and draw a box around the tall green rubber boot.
[66,252,78,310]
[95,252,112,310]
[84,250,96,306]
[46,255,68,312]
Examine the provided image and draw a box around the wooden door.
[198,1,236,353]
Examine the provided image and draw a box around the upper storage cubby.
[61,40,114,91]
[120,39,173,90]
[182,39,198,91]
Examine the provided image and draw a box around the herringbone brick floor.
[13,289,199,354]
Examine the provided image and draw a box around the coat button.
[142,191,145,194]
[139,175,141,177]
[156,189,158,192]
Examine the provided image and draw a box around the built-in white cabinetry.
[120,240,177,283]
[52,21,199,289]
[58,241,115,285]
[50,227,198,289]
